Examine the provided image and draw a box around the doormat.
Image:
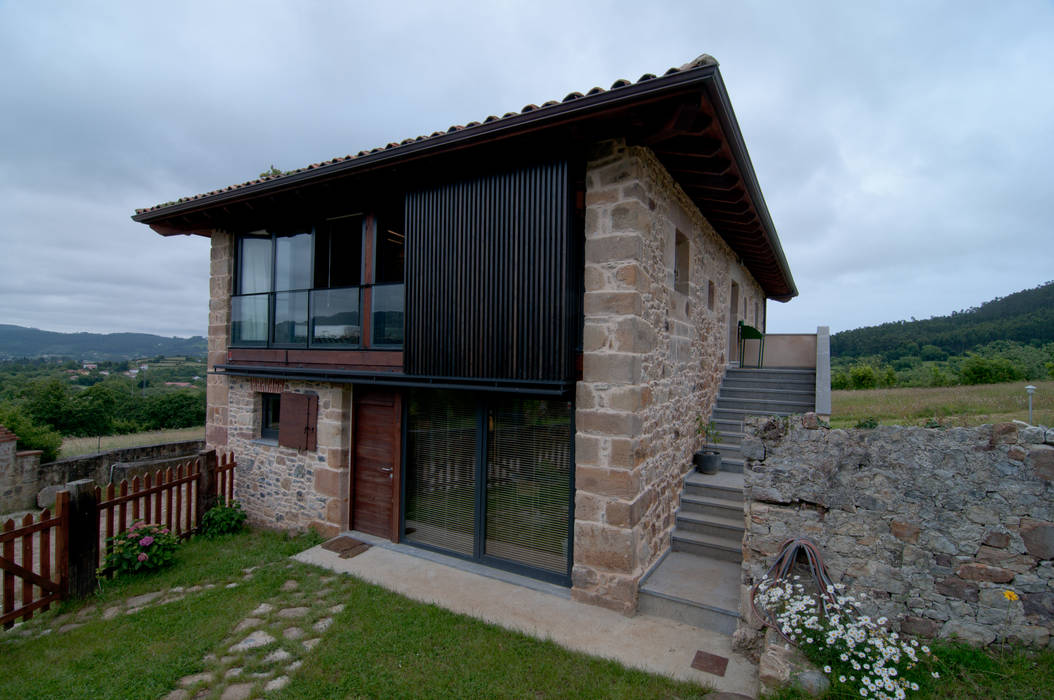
[690,649,729,677]
[321,536,371,559]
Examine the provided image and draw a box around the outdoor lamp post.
[1026,385,1036,425]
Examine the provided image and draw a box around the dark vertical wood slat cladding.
[405,160,574,381]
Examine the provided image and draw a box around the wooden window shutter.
[278,392,318,451]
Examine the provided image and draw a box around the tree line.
[832,340,1054,391]
[831,281,1054,361]
[0,359,205,461]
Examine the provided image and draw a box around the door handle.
[380,466,393,473]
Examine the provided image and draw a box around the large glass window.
[371,284,404,346]
[274,232,313,292]
[238,235,272,294]
[403,391,573,583]
[311,287,361,346]
[231,295,269,345]
[231,213,397,349]
[273,291,309,345]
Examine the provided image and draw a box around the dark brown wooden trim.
[229,348,287,363]
[226,347,402,373]
[285,350,401,367]
[363,214,376,284]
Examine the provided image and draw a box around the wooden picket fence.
[94,453,236,568]
[0,450,236,629]
[1,492,69,629]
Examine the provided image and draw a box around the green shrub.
[959,354,1024,385]
[855,416,879,429]
[0,403,63,461]
[928,366,955,387]
[849,364,877,390]
[101,521,178,576]
[831,370,851,391]
[199,500,248,538]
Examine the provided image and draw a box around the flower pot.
[693,449,722,475]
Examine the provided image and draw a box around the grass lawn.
[1,530,711,699]
[831,380,1054,429]
[60,426,205,458]
[766,641,1054,699]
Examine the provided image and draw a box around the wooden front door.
[351,388,402,540]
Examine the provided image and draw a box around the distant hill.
[0,325,207,361]
[832,281,1054,360]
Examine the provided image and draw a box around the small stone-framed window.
[674,231,689,296]
[707,280,715,311]
[260,391,318,451]
[261,393,281,441]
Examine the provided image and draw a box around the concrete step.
[712,407,798,423]
[718,457,745,474]
[683,471,744,502]
[702,443,742,461]
[680,493,744,519]
[638,552,742,635]
[711,430,744,446]
[716,397,816,414]
[676,510,744,539]
[720,386,816,403]
[725,367,815,379]
[711,418,743,433]
[722,376,816,391]
[671,529,742,562]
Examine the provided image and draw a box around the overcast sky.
[1,1,1051,338]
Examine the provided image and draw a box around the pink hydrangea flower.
[137,553,148,562]
[160,529,169,535]
[139,536,155,547]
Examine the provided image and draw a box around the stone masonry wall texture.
[740,417,1054,648]
[573,139,764,613]
[226,377,351,537]
[206,231,233,450]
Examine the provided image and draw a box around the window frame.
[230,214,400,350]
[260,392,281,441]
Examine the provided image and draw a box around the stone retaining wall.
[1,439,204,513]
[739,417,1054,648]
[572,139,765,613]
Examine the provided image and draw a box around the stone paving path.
[164,565,345,700]
[4,559,350,700]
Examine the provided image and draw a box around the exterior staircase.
[638,367,816,634]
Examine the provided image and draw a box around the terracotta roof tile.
[134,54,718,215]
[0,425,17,443]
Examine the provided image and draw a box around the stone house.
[132,55,802,613]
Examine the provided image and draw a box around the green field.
[60,426,205,458]
[831,380,1054,428]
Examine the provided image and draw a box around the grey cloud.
[0,0,1051,339]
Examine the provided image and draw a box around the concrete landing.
[294,538,758,697]
[643,551,741,611]
[638,552,743,635]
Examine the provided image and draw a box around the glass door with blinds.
[402,390,573,584]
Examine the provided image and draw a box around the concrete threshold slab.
[294,534,758,698]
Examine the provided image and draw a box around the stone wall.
[206,231,233,449]
[572,139,765,613]
[1,438,202,513]
[0,426,46,513]
[740,417,1054,648]
[226,377,351,536]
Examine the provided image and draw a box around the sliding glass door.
[403,390,573,583]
